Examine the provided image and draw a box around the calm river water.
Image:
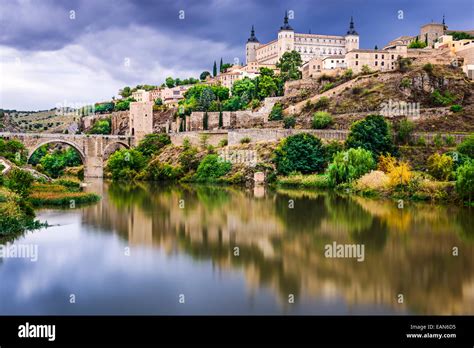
[1,181,473,315]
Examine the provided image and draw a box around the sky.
[0,0,473,111]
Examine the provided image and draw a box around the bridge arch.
[103,141,130,160]
[27,139,86,163]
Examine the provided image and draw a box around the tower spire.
[347,16,358,35]
[442,14,447,30]
[247,25,259,43]
[280,10,293,30]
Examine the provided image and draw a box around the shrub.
[194,154,232,182]
[179,145,199,172]
[400,77,411,88]
[361,65,371,74]
[218,139,228,147]
[457,134,474,158]
[387,162,412,187]
[395,119,414,144]
[455,161,474,204]
[88,118,111,135]
[277,174,330,189]
[431,90,456,106]
[445,135,456,147]
[283,116,296,129]
[327,148,376,186]
[269,103,283,121]
[433,134,443,148]
[274,133,327,175]
[6,168,34,198]
[377,153,397,173]
[321,82,334,92]
[423,63,434,73]
[146,161,183,181]
[136,133,171,157]
[240,137,251,144]
[355,170,389,191]
[427,153,454,181]
[346,115,396,158]
[450,104,463,113]
[417,136,427,146]
[314,97,330,110]
[352,86,363,95]
[312,111,333,129]
[106,149,146,181]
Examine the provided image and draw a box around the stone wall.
[170,131,228,147]
[228,129,349,145]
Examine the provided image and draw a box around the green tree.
[136,133,171,158]
[457,134,474,158]
[346,115,396,158]
[232,78,256,99]
[276,50,302,81]
[165,77,175,88]
[213,61,217,77]
[257,75,278,98]
[88,118,111,135]
[200,71,211,81]
[199,88,216,111]
[119,86,132,98]
[328,148,376,186]
[274,133,327,175]
[269,103,283,121]
[456,161,474,204]
[6,168,34,198]
[203,112,209,130]
[219,58,223,73]
[194,154,232,182]
[312,111,333,129]
[222,96,241,111]
[218,110,223,128]
[106,149,147,181]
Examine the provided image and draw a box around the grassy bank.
[29,182,100,207]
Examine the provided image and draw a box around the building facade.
[246,13,359,65]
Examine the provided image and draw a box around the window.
[381,61,384,66]
[391,55,394,59]
[375,54,378,59]
[375,61,378,66]
[355,61,358,66]
[355,54,359,58]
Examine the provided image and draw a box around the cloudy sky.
[1,0,473,111]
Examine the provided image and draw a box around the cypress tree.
[213,61,217,77]
[219,58,223,73]
[203,112,209,130]
[218,110,223,128]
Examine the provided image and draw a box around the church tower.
[345,16,359,52]
[245,25,260,64]
[277,11,295,60]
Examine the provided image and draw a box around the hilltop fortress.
[246,12,359,65]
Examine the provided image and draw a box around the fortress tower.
[245,25,260,64]
[344,16,359,52]
[277,11,295,60]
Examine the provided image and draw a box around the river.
[0,180,473,315]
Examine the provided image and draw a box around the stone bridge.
[0,132,135,177]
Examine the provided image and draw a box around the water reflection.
[1,181,473,315]
[82,182,474,314]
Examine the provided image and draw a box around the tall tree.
[213,61,217,77]
[219,58,223,73]
[276,50,302,81]
[200,71,211,81]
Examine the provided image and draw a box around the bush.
[377,153,397,173]
[455,161,474,204]
[387,162,412,187]
[450,104,463,113]
[417,136,427,146]
[361,65,371,74]
[269,103,283,121]
[457,134,474,158]
[5,168,34,198]
[218,139,228,147]
[314,97,330,110]
[431,90,456,106]
[346,115,396,158]
[312,111,333,129]
[179,145,199,172]
[283,116,296,129]
[400,78,411,88]
[106,149,146,181]
[327,148,376,186]
[445,135,456,147]
[433,134,443,148]
[395,119,414,144]
[423,63,434,73]
[277,174,330,189]
[136,133,171,157]
[88,118,111,135]
[324,140,344,164]
[274,133,327,175]
[427,153,454,181]
[321,82,334,92]
[194,154,232,182]
[240,137,251,144]
[146,161,183,181]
